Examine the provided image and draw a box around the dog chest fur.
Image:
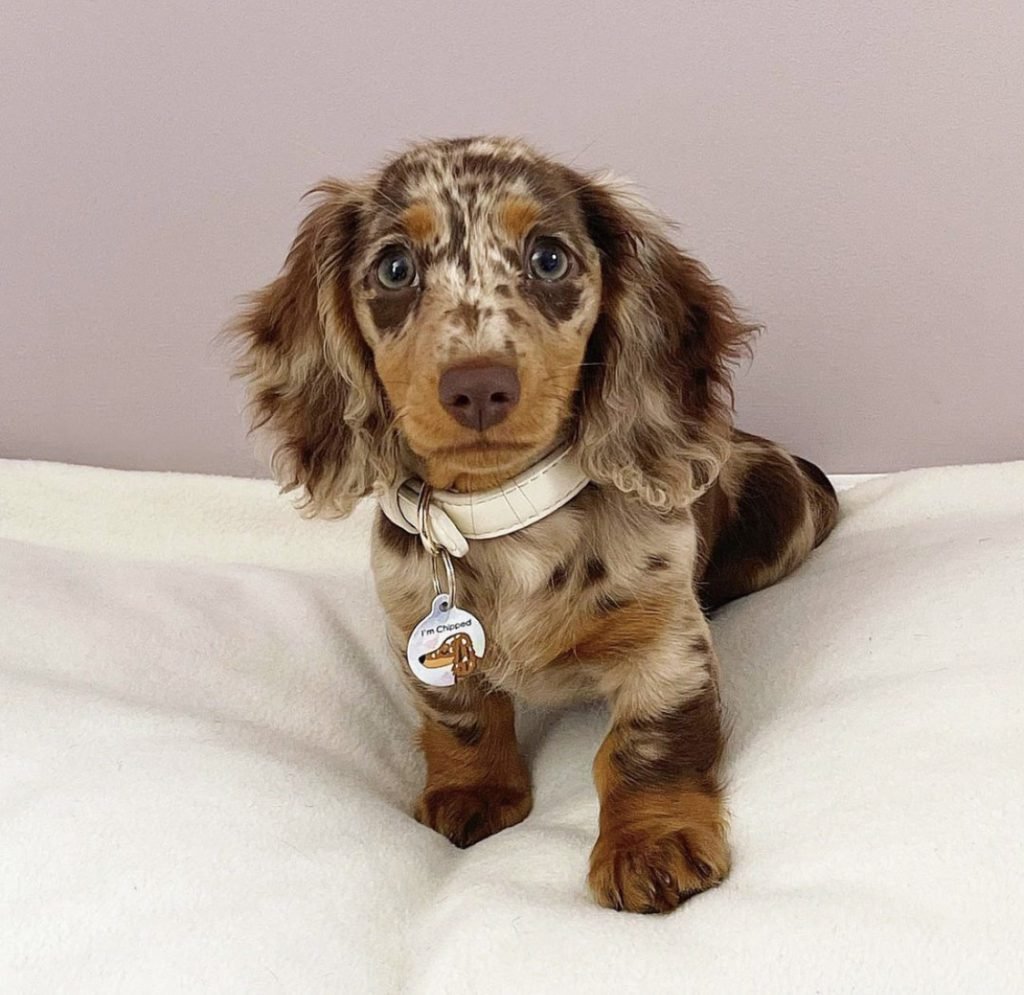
[373,485,704,708]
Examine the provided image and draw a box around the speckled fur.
[231,136,839,913]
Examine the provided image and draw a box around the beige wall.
[2,1,1022,475]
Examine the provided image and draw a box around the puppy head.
[351,137,604,492]
[232,137,754,514]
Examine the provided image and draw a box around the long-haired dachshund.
[232,136,837,913]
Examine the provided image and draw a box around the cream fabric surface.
[1,458,1022,993]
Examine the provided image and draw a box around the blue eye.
[377,249,417,289]
[528,239,570,281]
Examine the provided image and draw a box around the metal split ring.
[417,483,458,606]
[430,548,457,606]
[416,484,440,555]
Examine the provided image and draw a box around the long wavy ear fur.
[229,182,400,516]
[570,174,757,511]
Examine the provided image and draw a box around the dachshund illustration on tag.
[406,594,487,687]
[419,631,479,679]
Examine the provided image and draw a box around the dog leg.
[413,685,532,848]
[589,639,729,912]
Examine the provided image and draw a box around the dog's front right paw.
[415,785,532,848]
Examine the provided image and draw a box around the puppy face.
[348,139,603,488]
[234,136,754,514]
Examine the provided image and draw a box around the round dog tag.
[406,594,487,687]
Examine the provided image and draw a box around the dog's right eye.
[376,249,418,290]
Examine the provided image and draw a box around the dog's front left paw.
[415,785,532,848]
[588,822,730,913]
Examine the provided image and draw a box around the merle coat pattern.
[233,137,837,913]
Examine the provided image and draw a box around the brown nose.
[438,363,520,431]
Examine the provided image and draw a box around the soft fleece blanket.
[1,458,1022,994]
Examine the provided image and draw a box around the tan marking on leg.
[415,689,532,848]
[569,596,674,660]
[588,776,730,913]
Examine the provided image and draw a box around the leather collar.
[378,445,589,558]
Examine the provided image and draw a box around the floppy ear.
[230,181,401,516]
[571,175,757,511]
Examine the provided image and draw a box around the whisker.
[544,178,601,209]
[371,187,407,217]
[559,137,601,171]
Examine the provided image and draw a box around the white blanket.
[1,458,1022,994]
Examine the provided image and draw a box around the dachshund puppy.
[233,136,838,913]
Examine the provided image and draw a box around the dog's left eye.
[528,239,570,281]
[376,249,417,290]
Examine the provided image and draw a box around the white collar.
[378,445,589,558]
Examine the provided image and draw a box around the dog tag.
[406,593,487,688]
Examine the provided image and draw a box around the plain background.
[2,1,1022,476]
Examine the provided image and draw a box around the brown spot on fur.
[646,554,670,571]
[446,300,481,331]
[549,562,570,590]
[458,153,529,187]
[501,245,523,271]
[498,196,542,241]
[570,597,668,658]
[584,556,607,586]
[710,455,801,579]
[521,277,583,326]
[402,202,438,242]
[444,195,471,272]
[494,283,512,298]
[612,683,722,788]
[367,287,418,334]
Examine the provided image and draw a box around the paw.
[588,825,730,913]
[415,785,532,848]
